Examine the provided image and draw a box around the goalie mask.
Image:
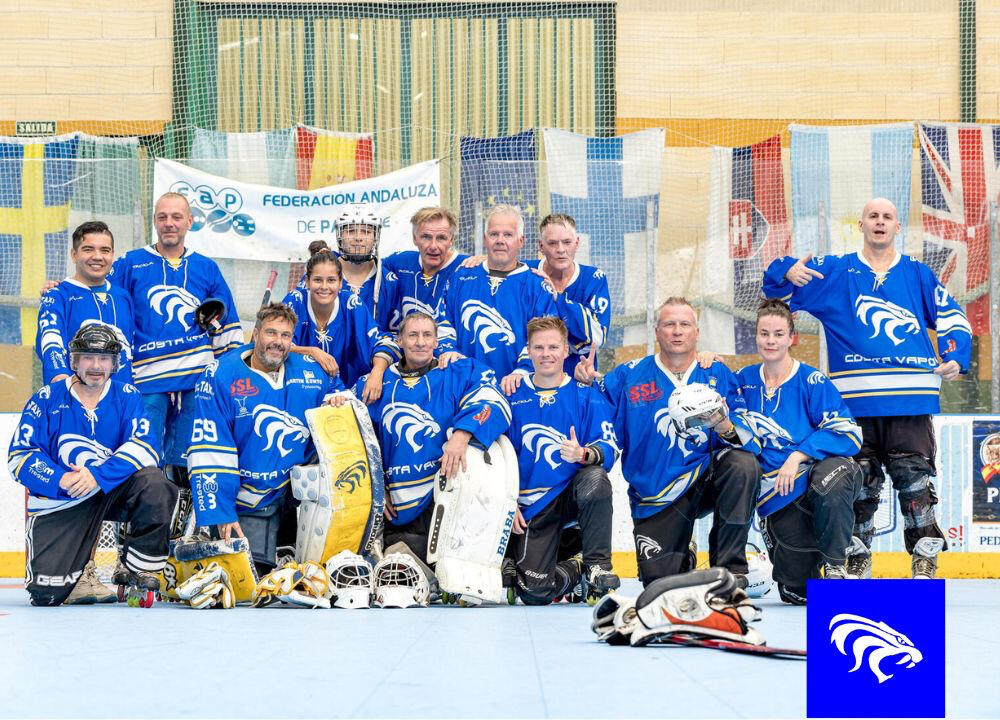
[68,323,122,379]
[373,552,430,608]
[667,383,724,435]
[326,550,374,609]
[744,542,774,599]
[335,206,383,263]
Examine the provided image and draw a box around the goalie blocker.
[426,435,520,605]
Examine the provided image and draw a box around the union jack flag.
[919,122,998,334]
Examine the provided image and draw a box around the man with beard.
[186,303,344,569]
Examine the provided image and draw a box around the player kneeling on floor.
[736,300,863,605]
[505,317,621,605]
[342,311,513,604]
[8,324,177,607]
[186,303,345,573]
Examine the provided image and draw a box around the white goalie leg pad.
[175,562,236,609]
[373,553,429,608]
[426,435,519,605]
[326,550,373,609]
[289,464,335,563]
[630,568,764,647]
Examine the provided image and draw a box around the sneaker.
[911,537,945,579]
[822,563,849,579]
[845,536,873,579]
[582,563,620,604]
[63,561,116,605]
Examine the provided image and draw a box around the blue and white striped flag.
[790,123,913,258]
[189,127,297,188]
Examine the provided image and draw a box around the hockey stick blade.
[260,269,278,308]
[666,633,806,659]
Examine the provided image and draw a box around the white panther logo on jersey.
[743,411,793,450]
[385,271,398,283]
[521,424,566,470]
[829,614,922,684]
[347,292,363,310]
[148,285,200,330]
[806,370,826,385]
[819,411,861,437]
[58,434,113,468]
[251,405,309,457]
[400,296,436,320]
[653,408,707,457]
[460,301,515,354]
[382,402,442,452]
[635,534,662,560]
[854,295,920,347]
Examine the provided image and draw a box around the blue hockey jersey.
[376,250,468,334]
[600,356,760,520]
[436,262,558,376]
[187,350,343,526]
[762,252,972,417]
[37,278,135,385]
[507,374,619,521]
[524,259,611,374]
[8,379,160,516]
[736,361,862,517]
[282,288,400,389]
[109,246,244,394]
[356,358,511,526]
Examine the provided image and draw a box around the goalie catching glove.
[592,568,762,647]
[253,561,332,609]
[667,383,726,435]
[175,562,236,609]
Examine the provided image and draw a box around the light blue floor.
[0,579,996,719]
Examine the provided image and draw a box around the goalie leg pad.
[426,435,519,605]
[297,401,385,564]
[160,537,259,604]
[630,568,763,647]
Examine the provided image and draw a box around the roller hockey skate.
[580,564,620,606]
[553,553,584,603]
[501,557,517,605]
[63,561,116,605]
[845,536,873,579]
[911,537,945,579]
[822,562,849,579]
[112,561,160,608]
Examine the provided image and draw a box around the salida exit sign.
[16,121,56,136]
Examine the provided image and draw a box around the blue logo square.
[806,579,945,718]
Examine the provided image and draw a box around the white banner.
[152,158,442,262]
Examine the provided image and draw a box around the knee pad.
[573,466,612,505]
[810,458,861,499]
[718,449,761,479]
[856,457,885,496]
[886,454,939,527]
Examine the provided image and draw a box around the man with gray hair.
[436,204,558,389]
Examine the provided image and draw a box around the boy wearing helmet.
[8,324,177,606]
[576,298,761,587]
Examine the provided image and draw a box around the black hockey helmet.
[194,297,227,332]
[68,323,122,373]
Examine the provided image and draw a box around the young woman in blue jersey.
[736,300,863,604]
[282,249,399,402]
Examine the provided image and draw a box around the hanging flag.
[702,135,790,355]
[790,123,913,258]
[0,133,80,345]
[919,122,997,334]
[69,134,142,256]
[189,127,296,188]
[295,125,373,190]
[459,130,539,254]
[543,128,664,347]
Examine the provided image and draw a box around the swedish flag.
[0,134,80,345]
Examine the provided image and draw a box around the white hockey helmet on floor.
[325,550,374,609]
[745,542,774,598]
[373,552,430,608]
[667,383,724,435]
